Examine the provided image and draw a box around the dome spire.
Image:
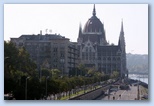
[93,4,96,16]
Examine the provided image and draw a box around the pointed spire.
[118,19,125,50]
[93,4,96,16]
[78,23,82,37]
[77,23,83,43]
[121,19,124,33]
[79,23,82,31]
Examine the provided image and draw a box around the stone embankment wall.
[140,82,148,88]
[69,86,108,100]
[130,79,148,88]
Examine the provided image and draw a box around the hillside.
[126,53,148,74]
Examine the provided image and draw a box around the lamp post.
[25,77,30,100]
[137,77,140,100]
[84,75,87,94]
[68,75,72,99]
[84,80,85,94]
[46,76,50,100]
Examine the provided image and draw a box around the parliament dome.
[83,5,104,33]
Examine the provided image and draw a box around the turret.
[77,23,83,43]
[118,19,127,78]
[79,23,82,37]
[118,19,125,51]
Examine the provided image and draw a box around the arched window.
[86,47,88,52]
[113,57,116,61]
[89,47,92,52]
[108,57,111,61]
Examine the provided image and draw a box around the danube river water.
[128,74,148,84]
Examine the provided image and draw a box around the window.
[117,57,120,61]
[86,56,88,60]
[19,42,23,46]
[93,53,95,56]
[113,57,116,61]
[86,52,88,56]
[60,59,65,63]
[54,59,57,62]
[82,53,85,60]
[108,57,111,61]
[54,64,57,68]
[53,47,58,52]
[82,56,85,60]
[60,53,64,57]
[86,47,88,52]
[89,47,92,52]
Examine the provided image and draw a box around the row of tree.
[4,41,119,100]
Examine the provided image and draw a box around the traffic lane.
[101,86,138,100]
[102,90,125,100]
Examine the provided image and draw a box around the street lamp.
[68,76,72,99]
[46,76,50,100]
[84,80,85,94]
[25,77,30,100]
[137,77,140,100]
[84,74,89,93]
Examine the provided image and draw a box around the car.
[110,88,118,92]
[141,95,148,99]
[4,94,13,100]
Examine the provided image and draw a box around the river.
[128,74,148,84]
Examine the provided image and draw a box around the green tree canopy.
[4,41,37,95]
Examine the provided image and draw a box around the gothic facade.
[77,5,127,77]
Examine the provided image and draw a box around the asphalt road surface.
[97,85,138,100]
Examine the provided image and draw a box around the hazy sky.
[4,4,148,54]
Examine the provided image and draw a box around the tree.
[41,68,51,77]
[4,41,19,79]
[4,41,38,99]
[110,71,119,79]
[18,47,37,75]
[77,64,88,76]
[51,69,61,79]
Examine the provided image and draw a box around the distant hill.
[126,53,148,74]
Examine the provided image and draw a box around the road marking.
[117,90,126,100]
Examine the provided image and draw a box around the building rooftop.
[18,34,69,41]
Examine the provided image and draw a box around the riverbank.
[129,78,148,88]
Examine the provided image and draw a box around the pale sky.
[4,4,148,54]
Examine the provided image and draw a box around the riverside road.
[96,85,138,100]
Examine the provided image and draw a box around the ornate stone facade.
[77,5,127,77]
